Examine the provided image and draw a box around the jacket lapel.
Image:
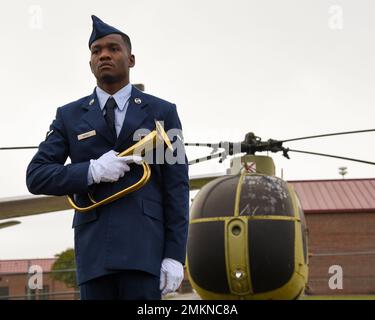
[81,91,115,145]
[115,86,148,150]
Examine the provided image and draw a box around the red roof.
[289,178,375,214]
[0,258,56,274]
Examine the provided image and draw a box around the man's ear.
[89,60,94,73]
[129,54,135,68]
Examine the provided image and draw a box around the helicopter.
[184,129,375,300]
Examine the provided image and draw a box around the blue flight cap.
[88,15,130,48]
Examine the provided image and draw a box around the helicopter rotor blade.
[184,143,220,148]
[188,152,225,166]
[0,146,38,150]
[287,149,375,165]
[281,129,375,143]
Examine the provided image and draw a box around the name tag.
[77,130,96,141]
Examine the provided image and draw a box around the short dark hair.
[121,34,132,52]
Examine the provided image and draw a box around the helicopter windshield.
[238,175,294,217]
[190,175,238,219]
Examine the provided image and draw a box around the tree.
[51,248,77,288]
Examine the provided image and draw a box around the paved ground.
[164,291,201,300]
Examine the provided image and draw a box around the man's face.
[89,34,135,84]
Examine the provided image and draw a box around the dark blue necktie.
[104,97,117,139]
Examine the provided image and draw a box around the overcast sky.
[0,0,374,260]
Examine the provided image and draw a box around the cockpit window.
[238,175,294,217]
[190,175,239,219]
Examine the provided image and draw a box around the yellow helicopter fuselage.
[186,155,308,300]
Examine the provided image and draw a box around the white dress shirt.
[95,83,132,137]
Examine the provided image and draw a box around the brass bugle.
[67,121,173,212]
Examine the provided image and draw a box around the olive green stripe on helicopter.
[248,219,295,294]
[187,221,230,294]
[249,216,299,221]
[190,216,299,224]
[225,217,253,295]
[234,171,246,217]
[190,217,232,224]
[287,183,308,264]
[225,171,253,295]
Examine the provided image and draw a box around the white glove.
[89,150,143,184]
[159,258,184,296]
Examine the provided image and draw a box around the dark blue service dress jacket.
[26,86,189,285]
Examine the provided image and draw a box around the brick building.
[0,258,77,300]
[291,178,375,295]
